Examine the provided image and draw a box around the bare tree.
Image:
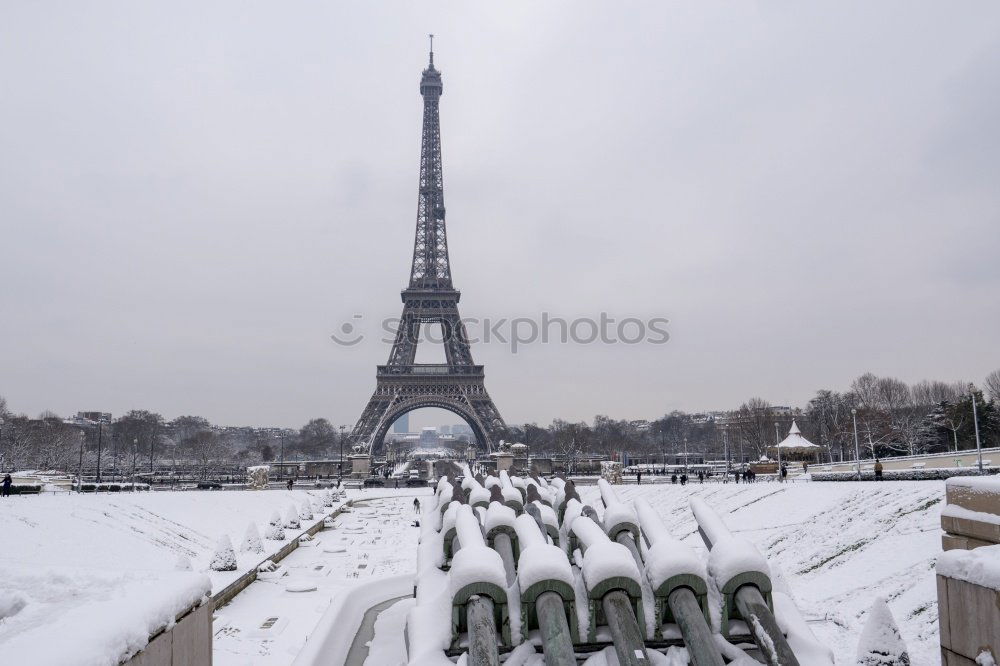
[985,369,1000,404]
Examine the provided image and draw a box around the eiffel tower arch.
[348,41,508,454]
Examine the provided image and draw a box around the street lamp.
[132,438,138,490]
[683,437,689,474]
[0,417,5,471]
[338,425,347,484]
[275,433,285,481]
[970,384,984,474]
[723,425,730,476]
[774,422,782,482]
[96,421,104,483]
[852,408,861,480]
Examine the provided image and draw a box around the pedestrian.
[636,470,642,485]
[2,474,11,497]
[671,474,677,484]
[394,478,399,489]
[802,462,809,474]
[698,472,704,484]
[287,478,294,491]
[874,458,884,481]
[780,464,788,483]
[680,473,687,486]
[413,498,421,515]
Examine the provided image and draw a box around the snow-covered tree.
[210,535,238,572]
[284,505,300,530]
[241,522,264,554]
[264,512,286,540]
[856,597,909,665]
[174,553,193,571]
[298,503,313,521]
[322,490,334,507]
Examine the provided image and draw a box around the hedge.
[812,467,999,482]
[4,484,42,495]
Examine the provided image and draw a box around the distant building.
[76,412,112,425]
[393,414,409,433]
[419,427,439,447]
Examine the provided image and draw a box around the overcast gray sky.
[1,2,999,428]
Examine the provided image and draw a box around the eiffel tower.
[349,39,508,453]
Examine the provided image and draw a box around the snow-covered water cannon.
[597,479,643,570]
[634,498,722,666]
[497,471,524,513]
[569,509,649,665]
[483,502,519,585]
[513,513,578,666]
[450,505,512,664]
[689,496,799,665]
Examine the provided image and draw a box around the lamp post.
[276,433,285,481]
[96,421,103,483]
[77,429,86,492]
[132,438,138,490]
[0,416,5,471]
[683,437,689,474]
[774,422,782,482]
[338,425,347,484]
[970,384,984,474]
[723,425,730,477]
[851,409,861,480]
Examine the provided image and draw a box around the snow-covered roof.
[770,420,821,450]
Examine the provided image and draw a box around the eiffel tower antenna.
[348,44,508,455]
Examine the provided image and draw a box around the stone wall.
[122,602,212,666]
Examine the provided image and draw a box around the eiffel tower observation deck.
[349,38,508,453]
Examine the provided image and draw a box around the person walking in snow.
[413,498,420,515]
[680,473,687,486]
[874,458,884,481]
[698,472,704,484]
[636,470,642,485]
[670,473,677,484]
[2,474,11,497]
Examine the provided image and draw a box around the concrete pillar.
[349,454,371,478]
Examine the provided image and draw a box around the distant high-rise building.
[76,411,112,424]
[419,427,439,447]
[393,413,409,433]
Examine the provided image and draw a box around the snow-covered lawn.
[0,487,349,664]
[575,480,944,664]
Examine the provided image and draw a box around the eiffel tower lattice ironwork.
[349,40,508,453]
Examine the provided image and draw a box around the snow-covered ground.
[0,481,945,664]
[214,493,423,665]
[0,487,352,664]
[575,480,944,664]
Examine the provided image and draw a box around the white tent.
[768,420,823,463]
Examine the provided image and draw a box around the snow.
[210,535,238,571]
[241,522,265,554]
[0,565,210,665]
[363,597,415,666]
[936,543,1000,590]
[576,481,946,664]
[941,503,1000,525]
[579,540,642,590]
[946,475,1000,492]
[856,597,909,665]
[706,535,771,587]
[515,515,575,590]
[449,545,508,592]
[484,502,517,535]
